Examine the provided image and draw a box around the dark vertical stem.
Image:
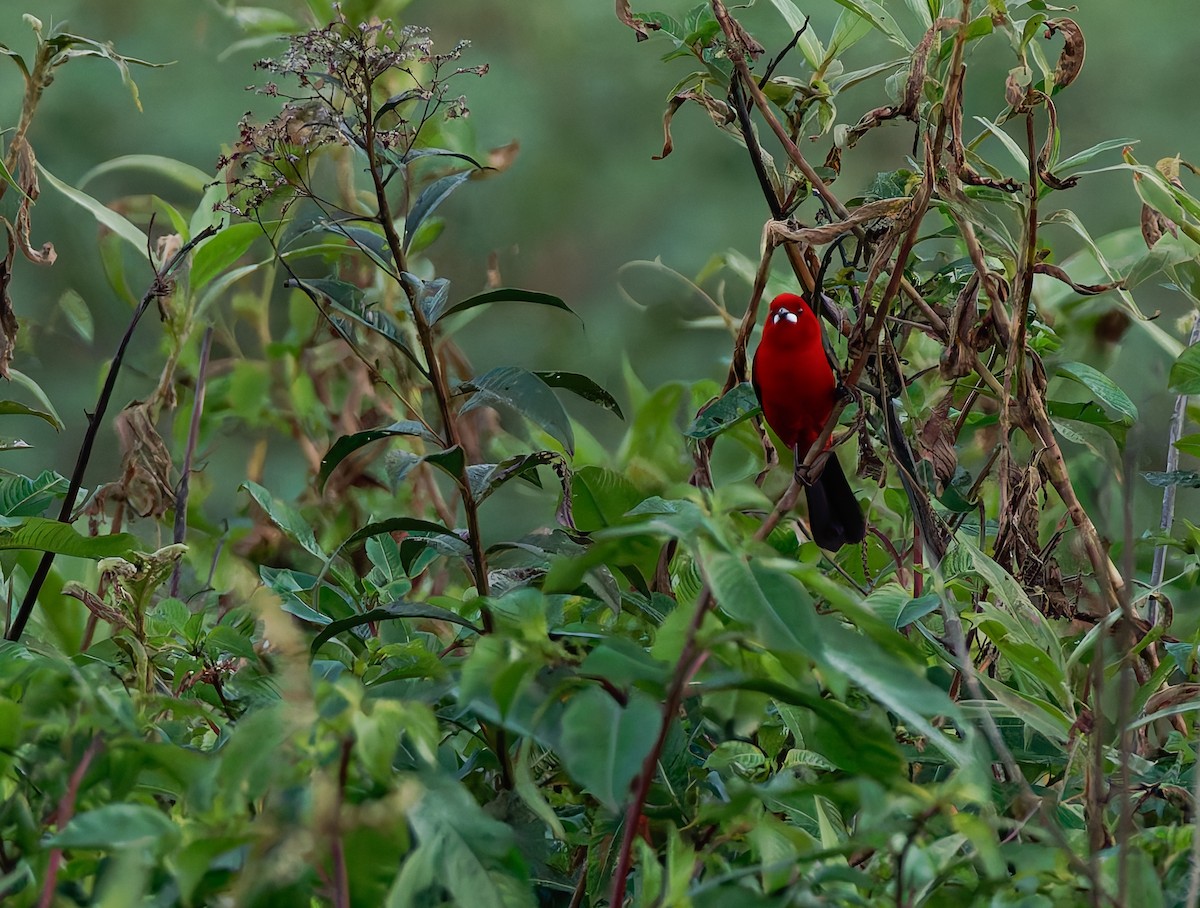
[37,734,103,908]
[5,226,217,643]
[169,326,214,598]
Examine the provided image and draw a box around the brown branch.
[38,734,103,908]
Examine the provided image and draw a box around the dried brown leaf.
[1140,202,1177,249]
[918,392,957,490]
[0,229,18,379]
[1044,18,1085,90]
[111,401,176,519]
[1032,262,1122,295]
[766,197,909,247]
[616,0,651,41]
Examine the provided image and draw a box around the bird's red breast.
[751,293,837,454]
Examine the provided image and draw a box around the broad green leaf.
[189,222,263,291]
[460,366,574,454]
[0,471,68,518]
[393,775,531,908]
[765,0,827,69]
[404,171,472,252]
[828,6,875,56]
[569,466,643,531]
[704,552,822,661]
[45,803,178,852]
[241,480,326,560]
[895,593,941,628]
[431,287,578,325]
[830,0,912,50]
[1052,417,1119,463]
[0,518,139,559]
[1169,342,1200,395]
[38,163,149,260]
[821,618,968,765]
[467,452,560,504]
[1056,361,1138,424]
[9,369,64,429]
[336,517,469,557]
[78,154,210,194]
[535,370,623,419]
[311,600,482,652]
[560,686,659,812]
[685,382,760,439]
[57,289,93,344]
[319,420,437,488]
[1174,432,1200,457]
[0,399,62,429]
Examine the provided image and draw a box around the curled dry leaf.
[108,401,176,518]
[486,140,520,174]
[12,139,56,267]
[766,197,909,247]
[0,230,19,379]
[654,90,733,161]
[1140,203,1177,249]
[1032,262,1123,296]
[917,391,957,491]
[1044,18,1085,91]
[616,0,651,41]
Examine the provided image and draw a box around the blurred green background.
[1,0,1197,545]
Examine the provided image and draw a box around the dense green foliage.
[2,1,1200,905]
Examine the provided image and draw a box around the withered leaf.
[0,229,18,379]
[1044,18,1085,91]
[616,0,651,41]
[918,392,957,490]
[766,196,910,247]
[1140,203,1177,249]
[1033,262,1122,296]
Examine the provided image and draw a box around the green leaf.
[0,471,68,518]
[46,803,178,853]
[704,552,822,661]
[535,371,623,419]
[895,593,941,628]
[1174,432,1200,457]
[338,517,468,555]
[311,600,482,652]
[830,0,912,50]
[77,154,211,194]
[685,382,760,439]
[57,289,93,344]
[404,171,472,253]
[290,277,426,373]
[460,367,574,455]
[37,163,149,260]
[1169,343,1200,395]
[0,399,62,429]
[241,481,326,560]
[1056,361,1138,424]
[569,466,643,532]
[189,222,262,291]
[1142,471,1200,489]
[319,421,436,488]
[764,0,827,69]
[8,369,64,430]
[390,774,530,908]
[431,287,578,325]
[467,452,562,504]
[0,518,140,559]
[560,686,660,812]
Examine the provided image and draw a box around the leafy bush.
[2,1,1200,906]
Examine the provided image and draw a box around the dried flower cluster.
[218,8,485,218]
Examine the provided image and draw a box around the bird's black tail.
[804,453,866,550]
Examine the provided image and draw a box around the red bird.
[752,293,865,550]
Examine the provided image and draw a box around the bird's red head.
[763,293,819,348]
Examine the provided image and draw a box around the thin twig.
[1150,311,1200,619]
[170,326,214,598]
[38,734,103,908]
